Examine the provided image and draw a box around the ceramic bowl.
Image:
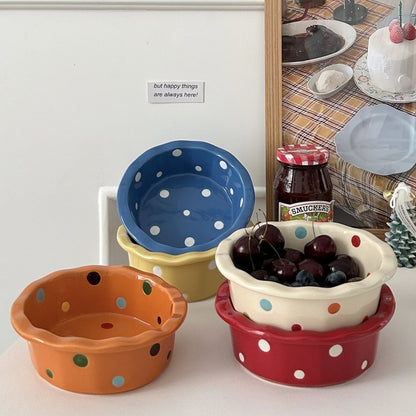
[215,220,397,331]
[215,281,395,387]
[117,225,225,302]
[117,140,255,255]
[10,265,187,394]
[307,64,353,99]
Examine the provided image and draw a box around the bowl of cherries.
[215,220,397,332]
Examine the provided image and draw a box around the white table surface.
[1,267,415,416]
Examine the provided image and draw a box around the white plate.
[282,19,357,67]
[354,53,416,104]
[334,104,416,175]
[307,63,353,99]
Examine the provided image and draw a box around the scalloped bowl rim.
[10,265,188,353]
[215,221,397,301]
[117,140,255,255]
[117,225,217,266]
[215,281,395,342]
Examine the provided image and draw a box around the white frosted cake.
[367,26,416,93]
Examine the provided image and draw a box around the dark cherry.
[250,269,269,280]
[298,258,325,284]
[304,234,336,263]
[254,223,285,258]
[283,248,305,264]
[232,234,261,272]
[327,254,360,280]
[269,258,298,283]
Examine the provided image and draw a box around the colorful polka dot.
[61,301,70,312]
[135,171,141,182]
[152,266,162,277]
[201,188,211,197]
[260,298,272,312]
[258,339,270,352]
[239,352,245,362]
[101,322,114,329]
[328,303,341,314]
[291,324,302,331]
[219,160,228,170]
[184,237,195,247]
[361,360,368,370]
[36,288,45,302]
[143,280,152,295]
[329,344,343,357]
[208,260,216,270]
[294,370,305,379]
[112,376,125,387]
[159,189,169,198]
[351,235,361,247]
[295,226,307,239]
[87,271,101,285]
[73,354,88,367]
[46,369,53,378]
[150,343,160,356]
[172,149,182,157]
[116,297,126,309]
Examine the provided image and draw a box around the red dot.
[101,322,114,329]
[351,235,361,247]
[291,324,302,331]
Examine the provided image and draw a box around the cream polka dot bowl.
[117,140,255,256]
[215,281,395,386]
[117,225,225,302]
[10,265,187,394]
[215,220,397,332]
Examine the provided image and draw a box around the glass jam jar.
[273,144,333,222]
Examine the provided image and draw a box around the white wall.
[0,0,265,353]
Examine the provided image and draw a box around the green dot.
[73,354,88,367]
[143,280,152,295]
[46,369,53,378]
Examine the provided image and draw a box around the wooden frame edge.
[264,0,282,220]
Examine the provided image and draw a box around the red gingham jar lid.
[277,144,329,165]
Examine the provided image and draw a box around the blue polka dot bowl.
[117,140,255,255]
[215,220,397,332]
[10,265,187,394]
[117,225,225,302]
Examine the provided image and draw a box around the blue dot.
[295,226,307,239]
[116,297,126,309]
[36,288,45,302]
[260,298,272,311]
[112,376,125,387]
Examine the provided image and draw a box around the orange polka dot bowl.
[117,225,226,302]
[215,220,397,332]
[215,281,395,387]
[10,265,187,394]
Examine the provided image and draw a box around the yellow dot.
[61,301,70,312]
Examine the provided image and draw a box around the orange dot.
[328,303,341,314]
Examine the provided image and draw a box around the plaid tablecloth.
[282,0,416,228]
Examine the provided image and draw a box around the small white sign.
[148,81,205,103]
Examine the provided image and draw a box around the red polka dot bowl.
[215,220,397,332]
[10,265,187,394]
[215,281,395,387]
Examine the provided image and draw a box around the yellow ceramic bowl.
[117,225,225,302]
